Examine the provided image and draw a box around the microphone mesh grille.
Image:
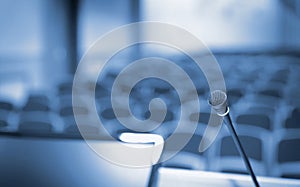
[209,90,226,106]
[208,90,228,116]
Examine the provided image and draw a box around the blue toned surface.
[0,137,151,187]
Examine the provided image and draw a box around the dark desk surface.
[0,136,151,187]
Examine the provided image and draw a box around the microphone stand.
[223,108,260,187]
[209,90,260,187]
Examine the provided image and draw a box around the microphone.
[209,90,260,187]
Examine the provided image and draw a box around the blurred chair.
[100,108,116,119]
[98,107,131,137]
[18,111,53,133]
[106,107,134,120]
[258,88,283,99]
[144,108,177,139]
[161,131,208,171]
[232,102,276,130]
[57,94,103,136]
[144,109,174,124]
[22,94,52,112]
[0,100,14,111]
[95,82,110,99]
[253,80,285,106]
[241,78,284,108]
[23,102,51,112]
[236,113,272,130]
[57,81,73,96]
[0,100,17,132]
[136,128,208,187]
[0,119,8,128]
[247,94,282,109]
[27,94,50,105]
[59,105,89,117]
[211,127,270,176]
[195,87,207,98]
[63,117,100,138]
[154,87,172,95]
[227,88,244,105]
[0,109,10,128]
[19,121,52,133]
[270,68,290,84]
[189,112,210,125]
[272,130,300,179]
[284,108,300,129]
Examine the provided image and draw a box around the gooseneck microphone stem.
[223,111,260,187]
[209,90,260,187]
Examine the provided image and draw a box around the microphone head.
[208,90,228,116]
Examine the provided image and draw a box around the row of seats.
[0,94,299,178]
[160,54,300,179]
[1,96,298,134]
[0,53,300,179]
[160,126,300,179]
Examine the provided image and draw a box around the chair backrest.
[19,121,52,133]
[278,138,300,163]
[23,94,52,112]
[0,100,14,111]
[19,111,51,123]
[59,106,89,117]
[227,88,244,104]
[144,109,174,123]
[284,108,300,129]
[58,81,73,95]
[236,114,271,130]
[220,135,263,161]
[210,127,270,176]
[158,128,209,170]
[23,102,50,112]
[27,94,49,105]
[0,110,10,128]
[189,112,210,124]
[258,89,282,98]
[64,123,100,137]
[270,130,300,178]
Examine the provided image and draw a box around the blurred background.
[0,0,300,186]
